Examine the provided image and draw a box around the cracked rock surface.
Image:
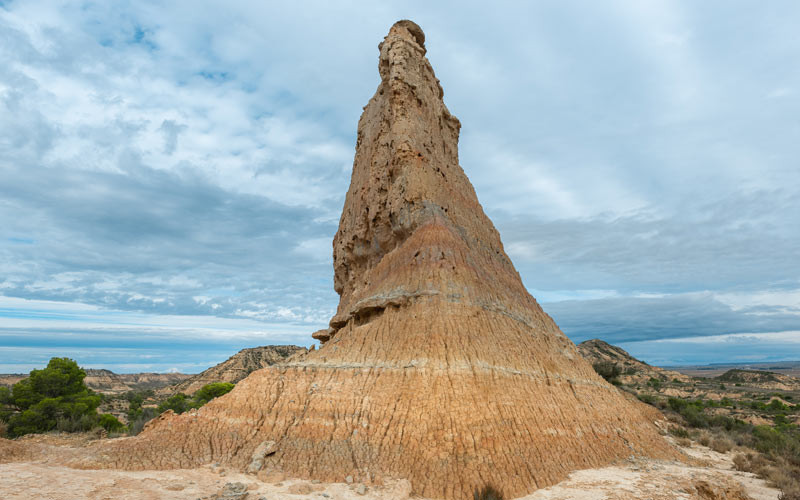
[70,20,682,499]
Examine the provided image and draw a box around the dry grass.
[734,453,800,500]
[710,437,734,454]
[676,437,692,447]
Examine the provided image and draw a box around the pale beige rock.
[247,440,276,473]
[61,20,684,499]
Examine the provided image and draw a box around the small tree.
[4,358,103,437]
[98,413,125,433]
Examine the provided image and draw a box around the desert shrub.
[668,397,689,412]
[733,452,771,475]
[752,426,789,455]
[157,393,192,415]
[637,394,657,405]
[0,386,11,423]
[592,362,621,385]
[127,407,158,436]
[669,426,689,438]
[4,358,102,437]
[681,406,709,428]
[98,414,125,433]
[710,437,734,454]
[677,437,692,447]
[647,377,662,390]
[56,413,97,433]
[734,452,800,499]
[473,484,504,500]
[698,431,711,447]
[193,382,234,407]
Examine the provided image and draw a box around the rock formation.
[86,20,680,499]
[83,369,191,394]
[160,345,306,396]
[577,339,691,385]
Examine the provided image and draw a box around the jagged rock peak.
[319,19,520,345]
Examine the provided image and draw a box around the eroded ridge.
[76,20,682,500]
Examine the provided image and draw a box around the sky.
[1,1,799,373]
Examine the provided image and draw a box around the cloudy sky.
[1,1,798,373]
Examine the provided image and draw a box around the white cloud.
[1,1,799,368]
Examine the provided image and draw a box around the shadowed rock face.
[87,20,680,499]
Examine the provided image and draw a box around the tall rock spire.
[89,21,680,499]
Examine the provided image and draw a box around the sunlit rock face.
[88,20,680,500]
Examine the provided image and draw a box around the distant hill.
[715,369,800,391]
[84,369,191,394]
[671,360,800,379]
[160,345,307,396]
[0,374,25,387]
[0,369,190,395]
[577,339,690,384]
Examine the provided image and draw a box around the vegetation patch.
[1,358,237,438]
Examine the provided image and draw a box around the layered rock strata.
[85,20,680,499]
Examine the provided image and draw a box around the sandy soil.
[0,435,781,500]
[522,438,778,500]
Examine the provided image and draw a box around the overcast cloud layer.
[1,1,799,372]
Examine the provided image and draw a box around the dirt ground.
[0,435,781,500]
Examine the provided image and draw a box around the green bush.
[123,383,236,435]
[157,393,192,414]
[647,377,662,390]
[98,413,125,433]
[127,407,158,436]
[0,386,12,423]
[681,406,709,428]
[668,397,689,412]
[3,358,102,437]
[637,394,657,405]
[193,382,234,407]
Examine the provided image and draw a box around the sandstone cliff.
[161,345,306,396]
[577,339,691,385]
[84,20,681,499]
